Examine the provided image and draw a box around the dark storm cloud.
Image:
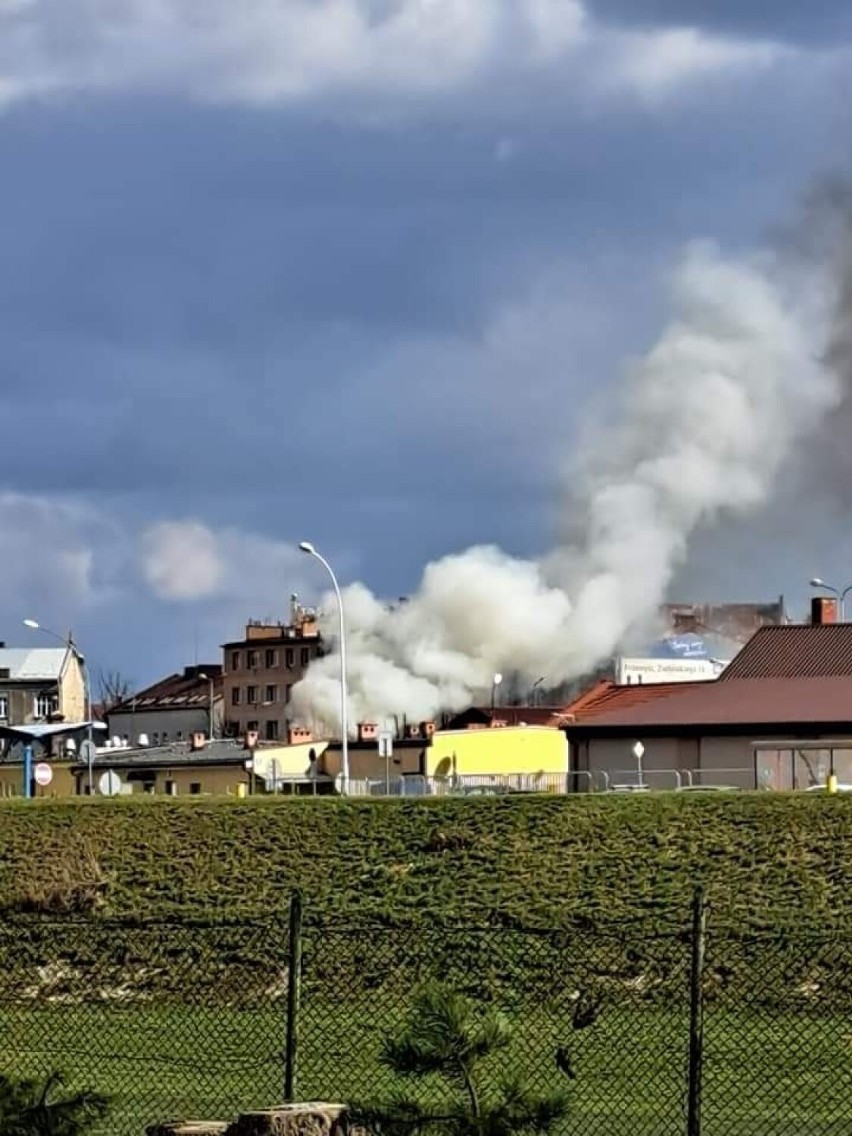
[586,0,852,45]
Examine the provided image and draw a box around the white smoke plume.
[292,239,840,732]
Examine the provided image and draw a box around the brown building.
[222,606,323,743]
[563,621,852,791]
[107,665,224,746]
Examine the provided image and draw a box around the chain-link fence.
[0,896,848,1136]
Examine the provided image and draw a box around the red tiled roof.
[567,675,852,731]
[722,624,852,680]
[562,679,696,721]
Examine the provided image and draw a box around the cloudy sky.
[0,0,850,689]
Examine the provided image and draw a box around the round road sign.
[79,739,97,765]
[34,762,53,787]
[98,770,122,797]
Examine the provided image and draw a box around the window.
[190,782,202,795]
[177,731,184,741]
[0,695,7,720]
[300,648,310,667]
[162,732,169,743]
[247,720,259,733]
[231,687,242,706]
[285,648,295,668]
[265,684,278,704]
[265,720,279,741]
[247,685,258,705]
[34,692,58,719]
[247,650,259,669]
[265,648,278,668]
[164,779,176,796]
[152,732,160,745]
[285,684,293,704]
[231,651,241,671]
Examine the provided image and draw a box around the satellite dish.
[98,770,122,797]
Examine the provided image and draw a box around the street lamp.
[298,541,349,795]
[530,676,545,705]
[491,672,503,711]
[632,740,645,789]
[198,672,216,740]
[809,578,852,622]
[23,619,94,795]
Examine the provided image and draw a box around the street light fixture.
[809,578,852,622]
[298,541,349,795]
[632,740,645,789]
[530,676,545,706]
[491,672,503,711]
[23,619,95,796]
[197,672,216,741]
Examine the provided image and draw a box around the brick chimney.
[288,726,313,745]
[811,596,839,625]
[357,722,378,742]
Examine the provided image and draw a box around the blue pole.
[23,743,33,800]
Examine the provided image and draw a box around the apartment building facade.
[0,646,87,727]
[221,607,323,742]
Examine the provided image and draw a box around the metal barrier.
[346,772,570,798]
[606,768,683,792]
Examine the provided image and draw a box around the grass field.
[0,997,847,1136]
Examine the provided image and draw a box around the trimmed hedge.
[0,793,849,932]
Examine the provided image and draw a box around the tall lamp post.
[298,541,349,795]
[23,619,94,795]
[198,672,216,740]
[809,578,852,622]
[491,672,503,711]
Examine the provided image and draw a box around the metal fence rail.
[0,898,848,1135]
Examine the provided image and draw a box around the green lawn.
[0,997,847,1136]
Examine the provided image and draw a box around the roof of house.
[721,624,852,680]
[0,648,69,682]
[110,665,223,715]
[566,675,852,732]
[73,739,256,772]
[442,706,570,729]
[561,679,695,721]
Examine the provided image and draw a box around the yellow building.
[427,725,568,791]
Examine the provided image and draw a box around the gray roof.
[0,648,69,681]
[75,739,252,771]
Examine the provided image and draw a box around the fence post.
[687,887,707,1136]
[285,889,303,1102]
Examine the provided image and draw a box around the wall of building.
[427,727,568,778]
[321,743,426,781]
[0,760,77,798]
[81,763,252,797]
[578,736,684,789]
[106,704,223,747]
[581,727,772,790]
[223,628,322,742]
[59,654,87,722]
